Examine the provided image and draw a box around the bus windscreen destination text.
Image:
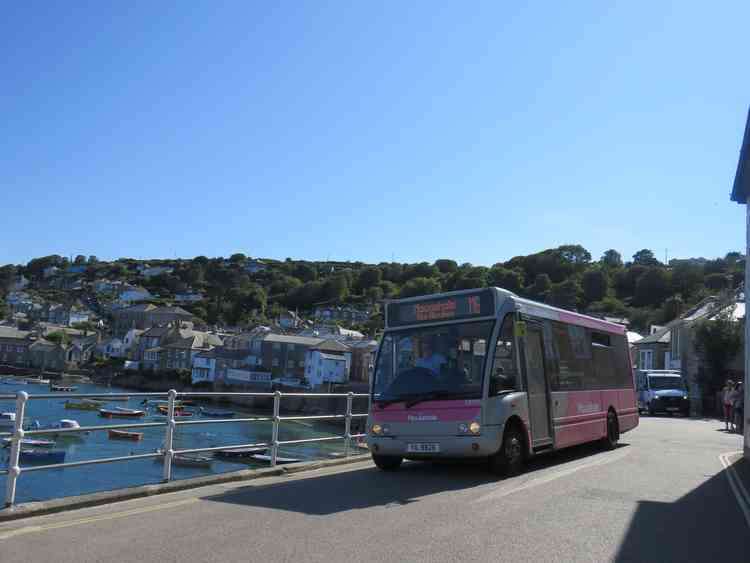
[387,290,494,327]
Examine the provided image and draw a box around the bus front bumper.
[367,430,501,459]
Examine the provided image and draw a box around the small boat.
[29,419,85,441]
[199,407,235,418]
[214,447,267,459]
[173,454,212,468]
[99,408,145,418]
[91,396,129,402]
[28,378,51,385]
[152,411,193,419]
[50,385,77,392]
[108,429,143,441]
[0,412,16,430]
[65,399,104,411]
[250,454,301,465]
[18,449,66,465]
[2,437,56,448]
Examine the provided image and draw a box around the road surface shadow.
[614,456,749,563]
[202,441,629,515]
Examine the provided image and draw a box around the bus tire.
[372,454,403,471]
[601,410,619,450]
[489,425,525,477]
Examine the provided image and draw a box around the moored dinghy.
[99,407,146,418]
[18,449,66,464]
[108,429,144,441]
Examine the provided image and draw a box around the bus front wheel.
[372,454,403,471]
[489,425,525,477]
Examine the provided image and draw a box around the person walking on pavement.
[722,380,735,431]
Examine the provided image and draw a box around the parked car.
[636,370,690,416]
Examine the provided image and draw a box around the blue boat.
[18,449,66,465]
[199,407,235,418]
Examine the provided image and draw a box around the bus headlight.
[469,422,481,434]
[371,424,383,435]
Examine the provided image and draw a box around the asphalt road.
[1,417,747,563]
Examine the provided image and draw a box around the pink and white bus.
[367,288,638,474]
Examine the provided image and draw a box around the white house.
[140,266,173,279]
[174,292,204,304]
[118,286,153,305]
[191,351,217,384]
[68,309,91,327]
[10,275,29,292]
[43,266,60,279]
[244,259,267,274]
[6,291,31,307]
[305,350,349,388]
[96,337,124,359]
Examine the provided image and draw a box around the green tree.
[292,263,318,283]
[0,297,7,320]
[74,255,86,265]
[671,261,704,300]
[229,253,247,264]
[528,273,552,301]
[88,255,99,265]
[322,275,350,302]
[378,281,398,298]
[434,259,458,274]
[634,268,671,307]
[548,279,582,311]
[705,273,729,291]
[600,249,623,269]
[694,312,743,394]
[632,249,660,267]
[586,296,628,316]
[659,295,683,324]
[402,262,439,282]
[355,267,383,293]
[488,266,523,293]
[581,268,608,304]
[400,277,441,298]
[366,286,384,303]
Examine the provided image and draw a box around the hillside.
[0,246,744,335]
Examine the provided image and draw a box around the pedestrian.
[732,382,744,434]
[722,380,735,431]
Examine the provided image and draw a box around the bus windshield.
[648,376,685,390]
[372,321,494,404]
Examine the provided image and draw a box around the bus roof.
[384,287,626,335]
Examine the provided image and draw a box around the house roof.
[117,304,157,313]
[312,339,351,353]
[154,306,192,316]
[319,352,347,362]
[263,333,324,347]
[634,324,673,345]
[142,325,175,338]
[731,106,750,203]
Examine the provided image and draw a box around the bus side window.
[490,318,518,393]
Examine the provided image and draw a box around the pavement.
[0,416,748,563]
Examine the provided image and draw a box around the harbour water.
[0,376,357,505]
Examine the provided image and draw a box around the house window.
[639,349,654,370]
[273,343,281,352]
[287,359,294,369]
[671,328,681,360]
[272,358,279,367]
[298,360,305,368]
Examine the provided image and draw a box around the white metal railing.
[0,390,369,508]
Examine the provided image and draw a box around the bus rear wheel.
[489,426,525,477]
[372,454,403,471]
[601,410,620,450]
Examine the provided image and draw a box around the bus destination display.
[387,289,494,327]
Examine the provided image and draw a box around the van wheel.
[489,425,525,477]
[601,410,619,450]
[372,454,402,471]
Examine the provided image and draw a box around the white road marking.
[0,497,199,541]
[719,452,750,530]
[476,448,631,503]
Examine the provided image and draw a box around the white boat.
[250,454,301,464]
[0,412,17,430]
[2,437,56,448]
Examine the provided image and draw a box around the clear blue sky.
[2,1,749,267]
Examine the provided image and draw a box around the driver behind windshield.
[415,336,447,376]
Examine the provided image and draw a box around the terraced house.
[0,326,32,366]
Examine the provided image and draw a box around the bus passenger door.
[523,326,552,445]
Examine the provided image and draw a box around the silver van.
[636,370,689,416]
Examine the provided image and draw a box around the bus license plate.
[407,443,440,453]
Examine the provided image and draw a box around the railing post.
[271,391,281,467]
[162,389,177,482]
[5,391,28,508]
[344,392,353,458]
